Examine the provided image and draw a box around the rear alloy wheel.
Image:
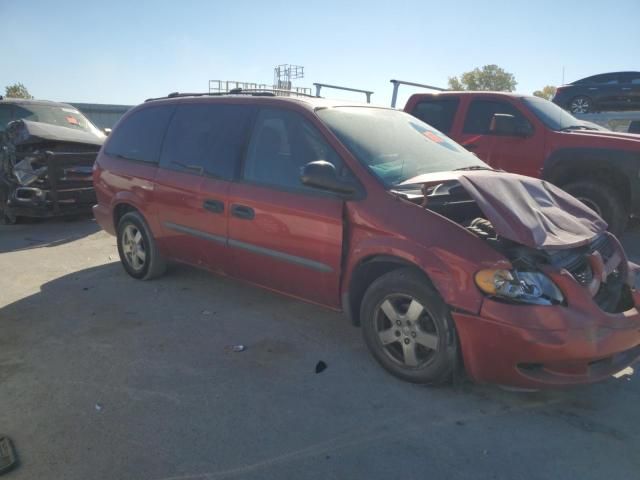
[361,268,458,384]
[117,211,166,280]
[563,180,628,236]
[569,95,593,114]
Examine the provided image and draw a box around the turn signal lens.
[474,269,513,295]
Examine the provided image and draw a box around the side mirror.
[103,128,112,136]
[489,113,531,137]
[301,160,356,195]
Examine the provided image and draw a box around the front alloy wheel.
[375,295,440,368]
[361,268,458,384]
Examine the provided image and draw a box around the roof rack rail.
[145,88,317,103]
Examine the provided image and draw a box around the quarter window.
[243,108,347,191]
[463,100,532,135]
[160,104,254,179]
[105,105,175,163]
[411,98,459,133]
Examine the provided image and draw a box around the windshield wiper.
[453,165,493,171]
[558,125,597,132]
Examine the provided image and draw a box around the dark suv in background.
[553,71,640,114]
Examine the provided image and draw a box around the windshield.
[316,107,488,187]
[521,96,602,131]
[13,104,104,137]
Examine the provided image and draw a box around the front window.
[521,96,601,131]
[316,107,487,187]
[13,104,104,137]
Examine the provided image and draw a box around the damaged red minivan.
[93,92,640,389]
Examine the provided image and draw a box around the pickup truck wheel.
[563,180,628,236]
[569,95,592,114]
[360,268,457,384]
[117,211,166,280]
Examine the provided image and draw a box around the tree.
[4,83,33,99]
[533,85,557,101]
[448,65,517,92]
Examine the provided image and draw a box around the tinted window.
[243,108,346,191]
[0,105,12,131]
[105,105,175,163]
[620,73,640,85]
[160,104,254,179]
[463,100,531,134]
[589,74,619,85]
[411,98,459,133]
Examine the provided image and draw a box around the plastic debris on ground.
[224,344,246,353]
[0,436,18,475]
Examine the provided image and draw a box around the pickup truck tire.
[563,180,628,236]
[117,211,166,280]
[360,268,457,384]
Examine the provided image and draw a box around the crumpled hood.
[401,170,608,250]
[6,119,105,147]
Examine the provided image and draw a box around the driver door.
[227,107,346,307]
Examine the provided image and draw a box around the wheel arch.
[343,254,437,326]
[543,149,633,211]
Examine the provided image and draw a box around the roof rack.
[145,88,318,103]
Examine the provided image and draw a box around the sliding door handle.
[203,199,224,214]
[231,204,255,220]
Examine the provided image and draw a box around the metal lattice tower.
[273,64,305,91]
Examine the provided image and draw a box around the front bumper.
[453,269,640,389]
[6,185,96,218]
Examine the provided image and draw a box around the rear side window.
[160,103,254,179]
[588,74,619,85]
[463,99,531,134]
[105,105,175,163]
[411,98,459,133]
[620,73,640,85]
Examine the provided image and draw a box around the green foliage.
[4,83,33,99]
[448,65,517,92]
[533,85,557,101]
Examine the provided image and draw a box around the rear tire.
[563,180,628,236]
[569,95,593,114]
[360,268,458,385]
[116,211,166,280]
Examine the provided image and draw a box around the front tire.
[360,268,458,384]
[116,211,166,280]
[569,95,593,114]
[563,180,628,236]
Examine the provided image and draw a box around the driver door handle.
[203,199,224,214]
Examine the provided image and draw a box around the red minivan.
[93,92,640,389]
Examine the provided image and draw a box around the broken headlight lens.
[475,269,564,305]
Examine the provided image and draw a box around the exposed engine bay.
[393,174,636,314]
[0,119,103,223]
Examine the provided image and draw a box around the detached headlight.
[475,269,564,305]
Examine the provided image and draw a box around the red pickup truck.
[404,92,640,235]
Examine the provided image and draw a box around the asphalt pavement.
[1,218,639,480]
